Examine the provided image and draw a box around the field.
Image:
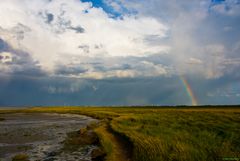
[1,106,240,161]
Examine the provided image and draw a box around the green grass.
[1,106,240,161]
[111,110,240,161]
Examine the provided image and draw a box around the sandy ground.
[0,113,97,161]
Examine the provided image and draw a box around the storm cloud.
[0,0,240,106]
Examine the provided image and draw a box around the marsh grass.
[12,154,29,161]
[111,110,240,161]
[2,107,240,161]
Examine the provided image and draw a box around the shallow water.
[0,113,97,161]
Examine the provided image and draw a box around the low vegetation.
[62,124,106,161]
[0,117,5,121]
[63,127,99,151]
[12,154,29,161]
[2,106,240,161]
[111,110,240,161]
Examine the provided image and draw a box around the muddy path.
[0,113,98,161]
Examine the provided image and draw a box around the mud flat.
[0,113,98,161]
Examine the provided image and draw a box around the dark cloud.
[45,11,85,34]
[0,76,181,106]
[8,53,45,77]
[69,26,85,33]
[11,23,31,40]
[0,38,9,52]
[2,75,240,107]
[46,8,85,34]
[0,38,46,77]
[39,11,54,24]
[46,13,54,23]
[55,65,88,75]
[78,45,89,53]
[94,44,103,49]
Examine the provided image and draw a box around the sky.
[0,0,240,106]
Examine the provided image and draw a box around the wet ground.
[0,113,98,161]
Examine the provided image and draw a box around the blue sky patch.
[211,0,240,5]
[212,0,225,3]
[81,0,136,18]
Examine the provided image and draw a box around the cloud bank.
[0,0,240,106]
[0,0,169,79]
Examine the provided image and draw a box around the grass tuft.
[12,154,29,161]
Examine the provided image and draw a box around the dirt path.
[95,124,132,161]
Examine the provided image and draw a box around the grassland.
[1,106,240,161]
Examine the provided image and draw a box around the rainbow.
[179,75,198,106]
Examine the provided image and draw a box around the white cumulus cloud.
[0,0,169,76]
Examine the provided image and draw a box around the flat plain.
[0,106,240,161]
